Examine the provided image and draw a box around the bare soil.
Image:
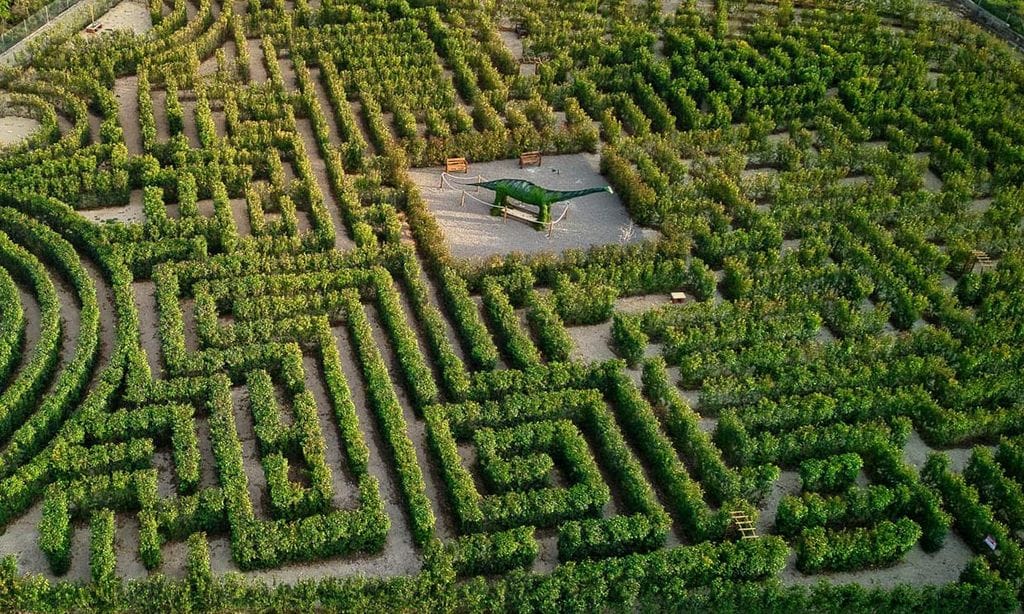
[114,514,148,579]
[757,471,801,535]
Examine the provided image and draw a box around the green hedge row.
[796,517,921,573]
[965,447,1024,532]
[0,267,24,386]
[525,291,573,363]
[89,509,116,586]
[439,266,499,370]
[481,277,541,369]
[558,513,667,562]
[395,251,471,399]
[444,526,538,577]
[371,268,439,410]
[776,484,918,538]
[799,453,864,493]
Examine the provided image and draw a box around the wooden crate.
[445,157,468,173]
[519,151,542,168]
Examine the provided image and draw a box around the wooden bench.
[519,150,542,168]
[445,157,468,173]
[85,22,103,33]
[670,292,687,304]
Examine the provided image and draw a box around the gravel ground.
[0,116,40,147]
[409,154,658,262]
[81,1,152,37]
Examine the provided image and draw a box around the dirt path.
[133,280,163,379]
[302,354,360,510]
[294,117,354,251]
[779,529,974,588]
[413,256,467,365]
[78,189,145,225]
[11,285,43,383]
[230,385,271,520]
[348,100,377,156]
[194,415,219,488]
[329,323,422,574]
[81,256,115,368]
[246,39,268,82]
[229,198,251,237]
[115,514,147,579]
[308,67,341,144]
[362,303,454,539]
[180,98,199,148]
[114,76,143,155]
[150,89,170,142]
[87,110,103,145]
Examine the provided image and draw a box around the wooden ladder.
[730,510,758,540]
[970,249,995,272]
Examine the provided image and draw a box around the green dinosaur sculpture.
[467,178,613,226]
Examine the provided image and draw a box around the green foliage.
[799,453,864,494]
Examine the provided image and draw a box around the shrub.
[799,453,863,493]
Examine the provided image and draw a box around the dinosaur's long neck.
[546,186,609,203]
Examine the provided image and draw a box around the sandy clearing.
[81,1,152,37]
[567,320,616,363]
[0,116,40,147]
[409,154,655,261]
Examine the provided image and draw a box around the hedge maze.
[2,0,1024,610]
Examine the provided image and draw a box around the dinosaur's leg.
[490,189,506,217]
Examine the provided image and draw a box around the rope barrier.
[437,171,571,237]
